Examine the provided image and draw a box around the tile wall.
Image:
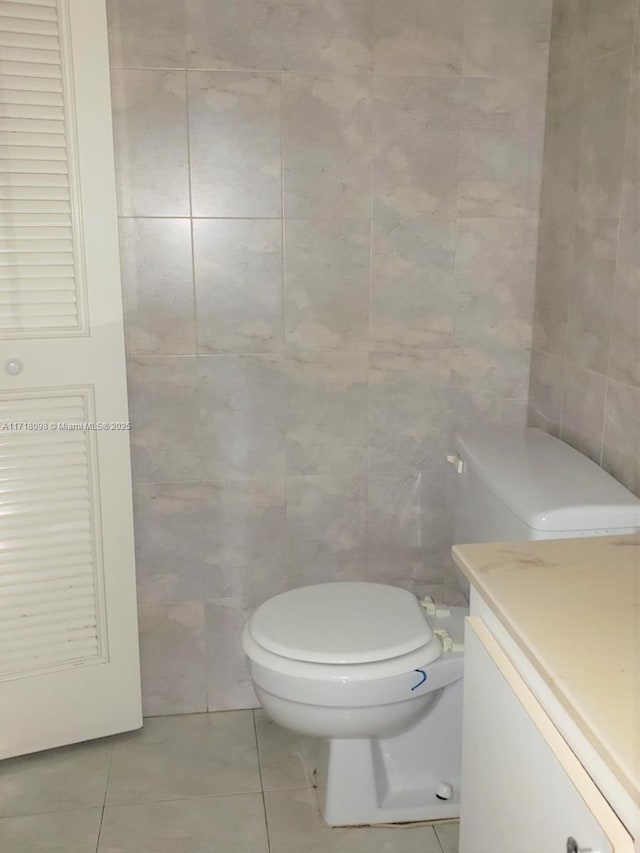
[529,0,640,494]
[107,0,552,714]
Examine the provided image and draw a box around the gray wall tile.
[200,480,287,570]
[107,0,186,68]
[138,601,207,716]
[454,218,538,350]
[202,564,287,605]
[368,352,450,477]
[131,448,201,485]
[527,350,564,435]
[119,218,195,356]
[538,68,583,222]
[609,261,640,388]
[111,70,189,216]
[282,74,372,218]
[585,0,637,59]
[531,216,573,355]
[194,219,283,354]
[286,351,369,476]
[198,355,286,481]
[127,356,198,469]
[548,0,589,76]
[459,77,546,218]
[529,0,640,500]
[282,0,373,72]
[576,47,633,221]
[602,379,640,494]
[284,218,370,352]
[366,464,448,587]
[371,215,456,354]
[464,0,552,78]
[285,474,367,586]
[186,0,282,70]
[450,347,531,400]
[449,389,529,433]
[205,599,258,710]
[373,76,461,218]
[372,0,464,76]
[559,363,607,457]
[133,483,207,602]
[619,42,640,268]
[565,218,617,372]
[188,72,281,218]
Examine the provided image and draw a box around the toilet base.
[315,678,463,826]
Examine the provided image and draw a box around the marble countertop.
[452,534,640,808]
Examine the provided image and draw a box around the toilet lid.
[247,582,433,665]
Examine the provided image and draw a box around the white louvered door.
[0,0,142,758]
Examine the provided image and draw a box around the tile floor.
[0,710,459,853]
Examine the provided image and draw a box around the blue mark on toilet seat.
[411,669,427,691]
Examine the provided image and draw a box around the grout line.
[94,789,266,808]
[365,63,375,583]
[94,747,114,853]
[252,709,272,853]
[433,824,447,853]
[94,804,106,853]
[279,69,290,510]
[118,215,284,221]
[111,63,550,81]
[601,3,640,465]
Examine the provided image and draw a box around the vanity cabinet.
[460,617,634,853]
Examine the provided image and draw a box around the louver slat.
[0,390,103,679]
[0,18,58,38]
[0,29,59,50]
[0,0,85,336]
[0,3,57,21]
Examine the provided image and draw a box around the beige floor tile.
[106,711,260,805]
[435,821,460,853]
[254,709,315,790]
[0,740,112,817]
[98,794,268,853]
[265,788,443,853]
[0,808,101,853]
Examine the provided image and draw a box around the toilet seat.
[247,581,433,665]
[242,622,443,683]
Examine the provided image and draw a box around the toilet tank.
[452,427,640,545]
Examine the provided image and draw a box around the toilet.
[242,427,640,827]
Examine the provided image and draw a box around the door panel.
[0,0,142,758]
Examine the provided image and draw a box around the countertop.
[452,534,640,809]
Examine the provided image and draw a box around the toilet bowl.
[242,428,640,826]
[242,581,466,826]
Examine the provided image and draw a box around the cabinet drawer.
[460,617,634,853]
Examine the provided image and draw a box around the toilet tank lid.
[247,582,433,665]
[454,427,640,532]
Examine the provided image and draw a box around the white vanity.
[453,534,640,853]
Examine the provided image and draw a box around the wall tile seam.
[529,16,639,436]
[111,65,552,79]
[547,42,640,82]
[117,214,545,222]
[603,1,640,384]
[110,62,551,84]
[555,54,594,448]
[596,13,639,465]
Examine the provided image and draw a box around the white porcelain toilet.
[242,427,640,827]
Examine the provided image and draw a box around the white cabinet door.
[460,617,634,853]
[0,0,142,758]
